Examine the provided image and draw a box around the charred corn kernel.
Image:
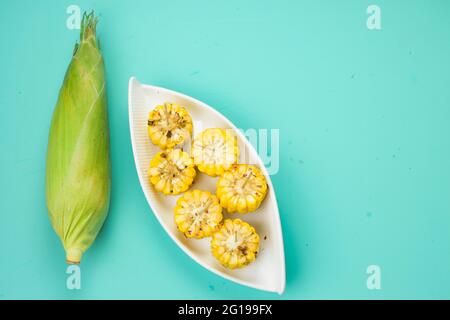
[46,12,110,264]
[211,219,259,269]
[217,164,268,214]
[147,103,193,149]
[191,128,239,177]
[148,149,196,195]
[174,190,223,238]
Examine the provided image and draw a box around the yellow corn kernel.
[211,219,260,269]
[148,103,193,149]
[148,149,196,195]
[191,128,239,177]
[216,164,268,214]
[174,190,223,238]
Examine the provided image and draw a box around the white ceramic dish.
[128,77,285,294]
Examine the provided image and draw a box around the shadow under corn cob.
[46,12,110,264]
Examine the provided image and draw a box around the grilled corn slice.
[174,190,223,238]
[147,103,193,149]
[211,219,259,269]
[217,164,268,214]
[192,128,239,176]
[148,149,196,195]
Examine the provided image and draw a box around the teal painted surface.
[1,0,450,299]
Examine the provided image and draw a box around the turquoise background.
[1,0,450,299]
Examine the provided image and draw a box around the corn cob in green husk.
[46,12,110,264]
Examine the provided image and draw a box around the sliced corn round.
[211,219,260,269]
[148,149,196,195]
[147,103,193,149]
[174,190,223,239]
[216,164,268,214]
[191,128,239,176]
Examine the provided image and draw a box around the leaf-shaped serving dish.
[128,77,285,293]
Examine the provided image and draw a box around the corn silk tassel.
[46,12,110,264]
